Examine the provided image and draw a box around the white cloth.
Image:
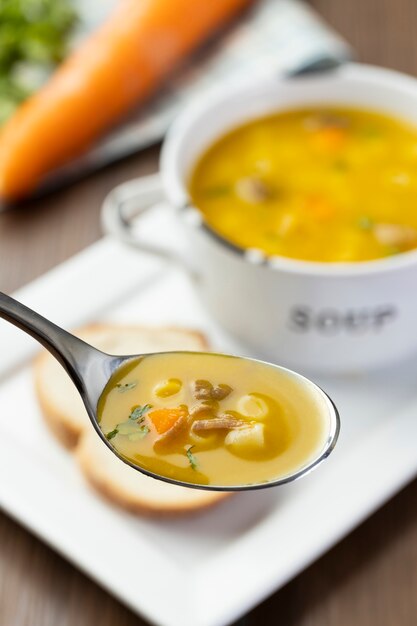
[45,0,351,190]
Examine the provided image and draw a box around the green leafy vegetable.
[116,381,138,393]
[117,421,139,436]
[0,0,78,124]
[385,245,401,256]
[186,445,198,470]
[202,185,230,199]
[129,404,152,421]
[357,215,373,231]
[106,428,119,440]
[128,425,150,441]
[112,411,152,440]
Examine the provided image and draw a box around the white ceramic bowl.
[102,63,417,374]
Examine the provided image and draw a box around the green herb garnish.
[186,445,198,470]
[116,381,138,393]
[202,185,230,199]
[128,425,150,441]
[385,245,401,256]
[117,421,140,435]
[115,411,152,440]
[129,404,152,420]
[0,0,79,124]
[357,215,374,231]
[106,428,119,440]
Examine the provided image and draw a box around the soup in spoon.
[98,352,337,488]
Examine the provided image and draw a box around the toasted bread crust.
[34,351,81,448]
[33,323,232,516]
[76,431,231,516]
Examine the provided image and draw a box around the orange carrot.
[304,195,336,221]
[0,0,251,200]
[311,127,347,152]
[148,407,187,434]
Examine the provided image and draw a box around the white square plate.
[0,219,417,626]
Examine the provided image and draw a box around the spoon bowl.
[0,291,340,490]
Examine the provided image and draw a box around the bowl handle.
[102,174,182,260]
[101,174,202,281]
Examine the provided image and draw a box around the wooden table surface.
[1,1,417,624]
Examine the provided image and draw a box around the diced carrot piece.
[311,127,347,151]
[148,407,188,434]
[304,195,336,220]
[0,0,251,200]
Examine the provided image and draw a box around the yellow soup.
[189,107,417,262]
[98,352,332,487]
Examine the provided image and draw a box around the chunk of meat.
[235,176,272,203]
[374,223,417,248]
[192,416,247,431]
[211,384,232,400]
[193,380,233,401]
[193,379,213,400]
[189,400,219,418]
[303,112,349,132]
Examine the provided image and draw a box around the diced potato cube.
[225,423,265,452]
[374,223,417,247]
[193,379,213,400]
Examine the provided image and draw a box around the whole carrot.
[0,0,251,200]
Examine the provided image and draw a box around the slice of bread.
[34,323,231,514]
[76,428,231,515]
[34,324,208,448]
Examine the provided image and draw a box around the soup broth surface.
[98,352,331,487]
[189,107,417,262]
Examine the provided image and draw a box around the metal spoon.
[0,291,340,491]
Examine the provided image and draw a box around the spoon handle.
[0,291,104,392]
